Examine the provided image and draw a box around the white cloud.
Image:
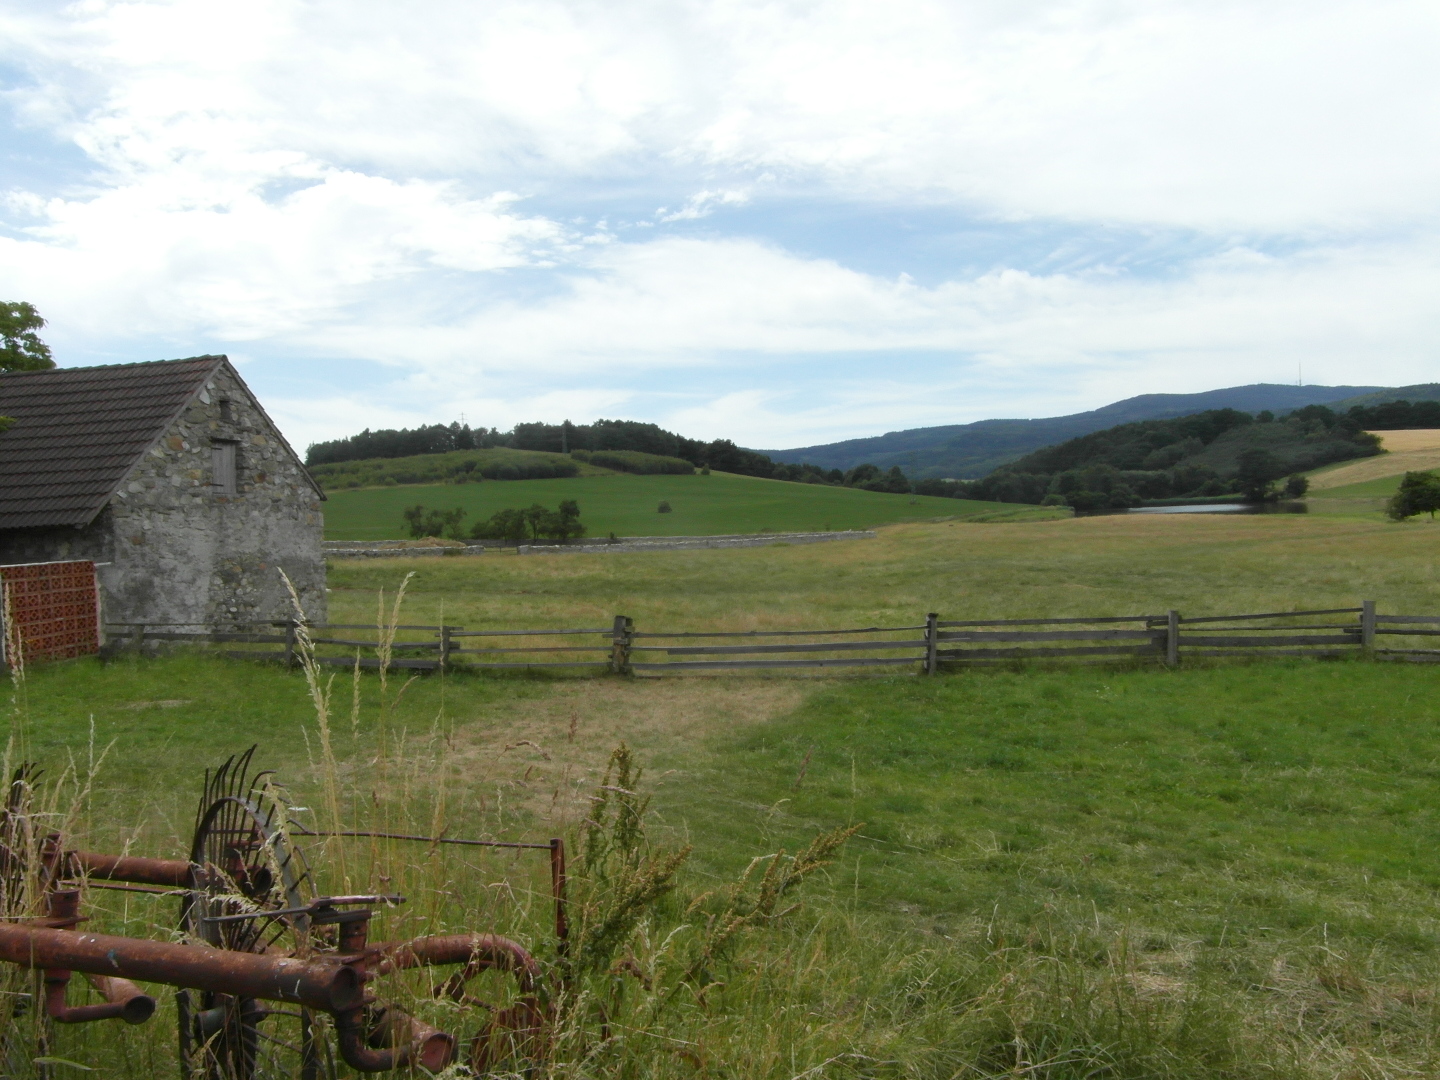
[657,189,751,222]
[1,0,1438,451]
[7,0,1438,231]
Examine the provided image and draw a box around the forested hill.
[762,383,1389,479]
[941,405,1381,510]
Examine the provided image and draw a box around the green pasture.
[15,511,1440,1077]
[1309,472,1410,499]
[320,469,1038,540]
[326,510,1440,631]
[1305,470,1440,518]
[16,650,1440,1077]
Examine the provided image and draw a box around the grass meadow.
[319,470,1041,541]
[11,510,1440,1077]
[324,510,1440,630]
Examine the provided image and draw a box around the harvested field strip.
[1307,429,1440,490]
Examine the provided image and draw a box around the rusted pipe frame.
[363,933,540,995]
[550,837,569,956]
[333,1004,456,1073]
[470,995,550,1075]
[40,889,158,1026]
[66,849,192,888]
[42,834,192,889]
[45,972,155,1025]
[0,922,363,1013]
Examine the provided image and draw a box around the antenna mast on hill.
[1298,364,1302,387]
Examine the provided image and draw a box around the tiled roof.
[0,357,224,530]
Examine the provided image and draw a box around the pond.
[1128,502,1308,515]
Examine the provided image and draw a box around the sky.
[2,0,1438,453]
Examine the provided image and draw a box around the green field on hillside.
[1309,472,1413,499]
[321,469,1042,540]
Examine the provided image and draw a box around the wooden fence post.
[925,613,939,675]
[283,620,296,669]
[1361,600,1376,652]
[611,616,633,675]
[1165,610,1180,667]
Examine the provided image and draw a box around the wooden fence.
[101,601,1440,674]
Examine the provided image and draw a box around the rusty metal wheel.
[178,749,331,1080]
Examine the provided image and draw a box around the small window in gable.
[212,441,238,495]
[218,399,233,422]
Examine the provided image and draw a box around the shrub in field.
[1386,471,1440,520]
[402,503,467,538]
[657,500,672,513]
[1236,448,1283,502]
[469,499,585,542]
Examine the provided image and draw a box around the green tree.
[548,499,586,542]
[0,302,55,372]
[469,507,528,542]
[1284,474,1310,498]
[1386,471,1440,521]
[400,504,465,537]
[1235,449,1282,503]
[523,503,550,540]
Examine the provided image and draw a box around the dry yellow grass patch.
[439,678,806,830]
[1307,430,1440,490]
[1369,428,1440,452]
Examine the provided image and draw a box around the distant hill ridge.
[762,383,1440,479]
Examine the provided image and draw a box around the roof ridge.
[0,355,225,380]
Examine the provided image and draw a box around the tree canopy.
[1386,472,1440,521]
[0,302,55,372]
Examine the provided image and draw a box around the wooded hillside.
[920,405,1382,509]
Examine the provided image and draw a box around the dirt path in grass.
[438,678,807,832]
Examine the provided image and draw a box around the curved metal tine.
[233,746,259,801]
[253,1027,307,1056]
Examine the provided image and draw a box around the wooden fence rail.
[100,600,1440,674]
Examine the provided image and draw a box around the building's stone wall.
[0,515,113,566]
[99,363,327,628]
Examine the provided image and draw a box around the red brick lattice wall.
[0,561,100,665]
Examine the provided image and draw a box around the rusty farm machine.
[0,748,565,1077]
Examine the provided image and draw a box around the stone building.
[0,356,326,628]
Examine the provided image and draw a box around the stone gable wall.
[100,362,327,628]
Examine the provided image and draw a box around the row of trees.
[1346,399,1440,430]
[404,501,585,542]
[307,417,915,491]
